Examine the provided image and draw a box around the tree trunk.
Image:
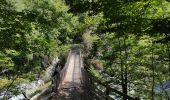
[151,41,155,100]
[166,43,170,77]
[123,36,128,100]
[118,37,128,100]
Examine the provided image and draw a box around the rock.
[37,79,44,86]
[9,94,25,100]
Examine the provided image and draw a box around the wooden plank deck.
[52,49,86,100]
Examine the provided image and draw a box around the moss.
[0,78,11,89]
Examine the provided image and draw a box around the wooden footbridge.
[51,45,139,100]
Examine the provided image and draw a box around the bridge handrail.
[59,50,72,85]
[86,72,139,100]
[53,50,72,90]
[79,48,139,99]
[85,70,140,100]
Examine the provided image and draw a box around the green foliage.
[1,0,170,99]
[0,0,78,71]
[77,0,170,99]
[0,0,81,95]
[84,32,170,99]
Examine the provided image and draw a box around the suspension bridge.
[49,45,139,100]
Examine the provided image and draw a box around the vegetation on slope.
[0,0,81,97]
